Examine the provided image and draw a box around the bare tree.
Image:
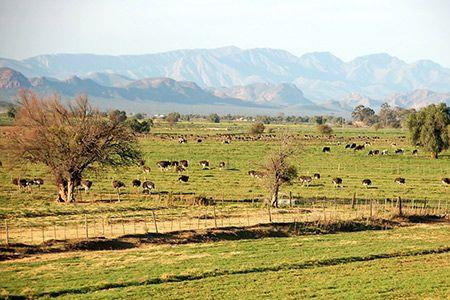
[260,136,297,207]
[7,91,141,202]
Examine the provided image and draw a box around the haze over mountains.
[1,46,450,116]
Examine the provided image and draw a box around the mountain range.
[1,46,450,116]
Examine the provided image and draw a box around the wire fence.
[2,197,448,246]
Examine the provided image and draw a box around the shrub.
[249,122,265,135]
[317,124,333,135]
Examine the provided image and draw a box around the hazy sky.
[1,0,449,66]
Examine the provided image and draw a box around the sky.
[0,0,449,66]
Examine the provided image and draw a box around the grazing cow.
[441,178,450,186]
[142,181,155,191]
[132,179,141,188]
[143,166,151,174]
[373,150,380,155]
[354,145,365,151]
[345,144,351,149]
[313,173,321,179]
[381,150,389,155]
[138,159,146,166]
[395,149,404,154]
[179,160,189,169]
[412,149,418,155]
[368,150,374,156]
[170,161,179,167]
[178,137,187,144]
[248,170,264,179]
[299,175,312,187]
[350,143,357,149]
[219,161,226,169]
[199,160,210,169]
[197,139,202,143]
[394,177,406,185]
[332,177,343,188]
[222,140,230,144]
[81,180,93,192]
[362,179,372,188]
[178,175,189,183]
[322,147,331,153]
[156,160,171,171]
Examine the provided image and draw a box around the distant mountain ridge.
[0,67,325,114]
[0,67,449,116]
[1,46,450,102]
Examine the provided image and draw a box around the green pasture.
[0,122,448,220]
[0,224,448,299]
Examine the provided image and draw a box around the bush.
[317,124,333,135]
[128,118,151,133]
[249,122,265,135]
[208,113,221,123]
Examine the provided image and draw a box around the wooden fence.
[1,198,448,245]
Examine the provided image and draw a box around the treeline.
[352,103,415,128]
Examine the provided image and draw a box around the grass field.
[1,121,449,220]
[0,120,449,299]
[0,224,449,299]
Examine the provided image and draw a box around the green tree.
[128,118,151,133]
[109,109,127,123]
[352,105,378,125]
[134,113,144,120]
[208,113,221,123]
[378,103,401,128]
[406,103,450,159]
[6,105,16,119]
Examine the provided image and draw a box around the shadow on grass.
[1,214,448,262]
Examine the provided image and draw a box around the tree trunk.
[56,177,77,203]
[431,152,438,159]
[271,185,279,208]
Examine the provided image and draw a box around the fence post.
[213,206,217,228]
[152,211,158,233]
[64,222,67,240]
[84,215,89,239]
[398,196,403,216]
[289,191,293,207]
[4,220,9,246]
[351,192,356,209]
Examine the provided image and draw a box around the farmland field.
[0,120,449,299]
[0,224,449,299]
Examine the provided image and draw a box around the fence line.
[2,198,448,246]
